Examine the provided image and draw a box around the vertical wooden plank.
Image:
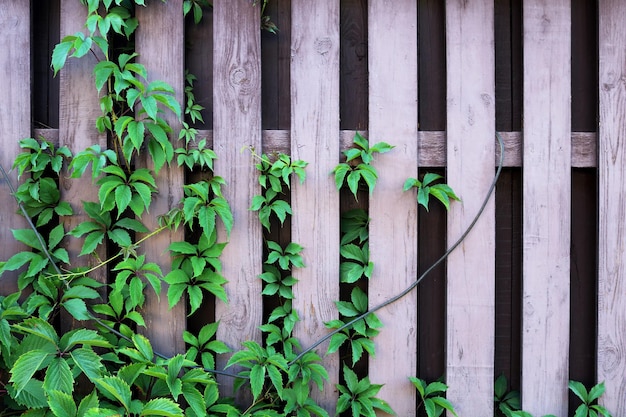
[368,1,418,415]
[598,0,626,412]
[213,0,263,401]
[290,1,340,411]
[521,1,571,414]
[0,2,30,294]
[58,0,107,322]
[135,0,186,357]
[445,0,495,414]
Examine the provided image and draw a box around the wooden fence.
[1,0,625,415]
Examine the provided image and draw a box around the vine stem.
[288,132,506,366]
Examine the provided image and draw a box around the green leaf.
[71,347,104,380]
[9,349,53,396]
[588,381,606,402]
[327,333,349,354]
[62,298,91,321]
[250,364,266,400]
[44,357,74,395]
[93,376,132,410]
[569,380,588,403]
[132,333,154,362]
[47,390,77,417]
[52,39,74,76]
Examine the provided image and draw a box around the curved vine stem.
[288,131,506,366]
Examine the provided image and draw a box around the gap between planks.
[32,129,597,168]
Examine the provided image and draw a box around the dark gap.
[184,5,213,129]
[416,167,447,417]
[32,0,60,129]
[569,169,597,414]
[340,0,368,131]
[418,0,446,131]
[261,0,291,130]
[495,0,523,132]
[569,0,598,411]
[494,168,522,397]
[571,0,598,133]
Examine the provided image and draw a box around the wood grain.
[445,1,496,414]
[367,1,418,415]
[0,2,30,295]
[213,0,263,402]
[58,0,107,329]
[521,1,571,414]
[135,0,186,357]
[290,1,340,411]
[598,0,626,413]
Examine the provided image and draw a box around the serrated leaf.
[93,376,132,410]
[43,358,74,394]
[47,389,77,417]
[71,347,104,380]
[62,298,91,321]
[10,350,52,395]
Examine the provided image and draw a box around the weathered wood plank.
[521,1,571,414]
[445,0,496,414]
[35,128,599,169]
[213,0,263,402]
[58,0,107,325]
[290,1,340,411]
[367,1,418,415]
[0,2,30,295]
[135,0,186,357]
[598,0,626,413]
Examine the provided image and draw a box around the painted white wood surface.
[445,0,496,414]
[0,2,30,294]
[521,2,571,414]
[213,0,264,401]
[367,1,418,415]
[136,0,186,357]
[58,0,108,330]
[598,0,626,413]
[290,1,340,411]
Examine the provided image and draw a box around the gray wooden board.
[521,2,571,414]
[213,0,264,403]
[136,0,186,357]
[367,0,418,415]
[445,0,496,413]
[598,0,626,412]
[290,1,341,411]
[0,2,30,294]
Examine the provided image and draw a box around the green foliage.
[333,132,394,199]
[403,173,460,211]
[410,377,457,417]
[493,375,613,417]
[165,230,229,313]
[249,151,307,231]
[569,381,612,417]
[335,365,395,417]
[495,374,521,417]
[324,287,381,366]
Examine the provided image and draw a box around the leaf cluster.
[333,132,393,199]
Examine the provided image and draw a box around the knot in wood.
[314,37,333,55]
